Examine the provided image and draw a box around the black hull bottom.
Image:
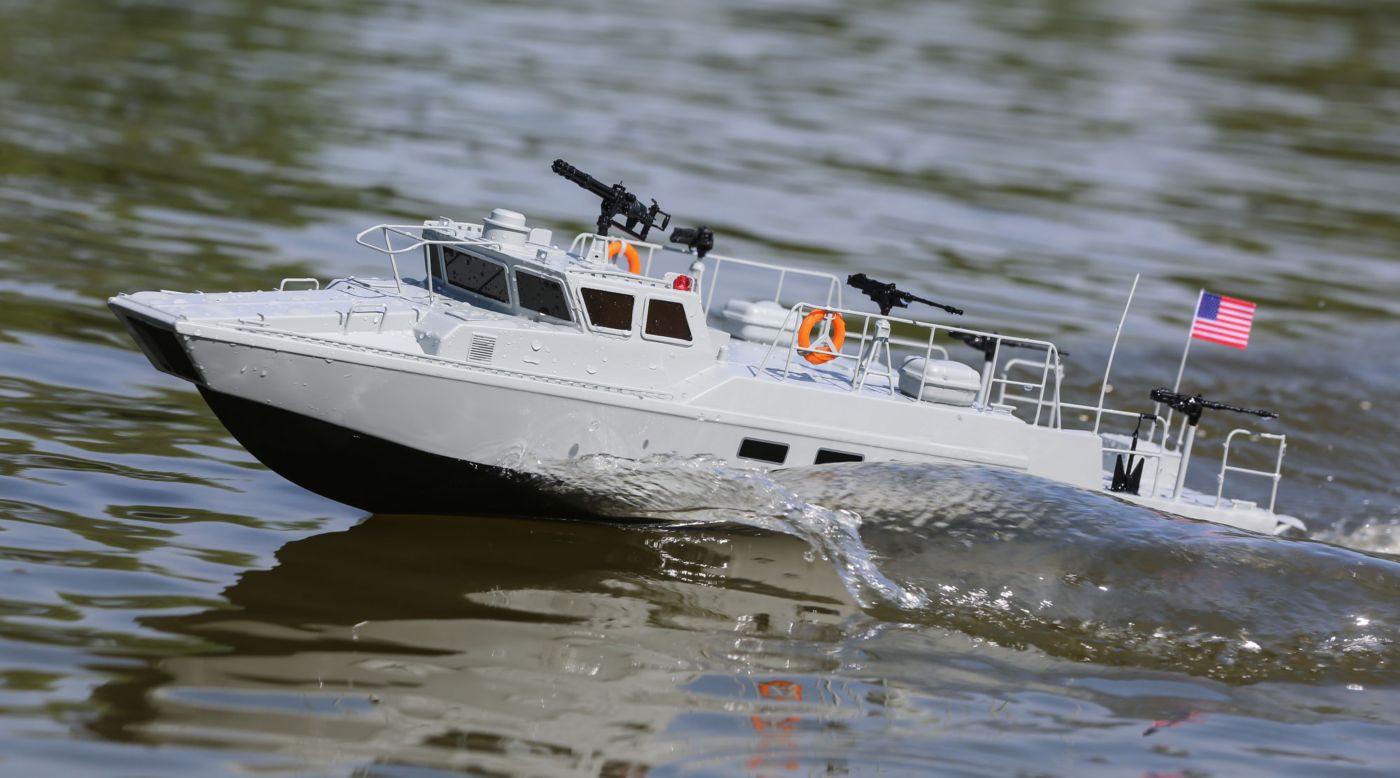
[199,388,590,518]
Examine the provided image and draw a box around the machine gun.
[948,330,1066,360]
[1148,388,1278,502]
[551,159,671,241]
[847,273,963,317]
[1149,389,1277,427]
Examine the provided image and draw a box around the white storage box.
[898,356,981,406]
[721,299,795,345]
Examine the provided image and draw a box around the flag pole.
[1094,273,1139,435]
[1159,289,1203,448]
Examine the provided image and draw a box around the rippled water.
[2,0,1399,774]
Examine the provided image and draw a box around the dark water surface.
[2,0,1399,775]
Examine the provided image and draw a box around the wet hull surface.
[200,387,588,519]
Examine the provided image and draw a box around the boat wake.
[528,456,1400,683]
[525,454,927,609]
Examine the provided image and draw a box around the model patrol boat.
[109,160,1306,535]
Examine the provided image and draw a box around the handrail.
[278,277,320,291]
[354,222,502,257]
[1217,429,1286,511]
[355,222,511,299]
[567,233,665,276]
[755,302,1063,425]
[699,253,844,316]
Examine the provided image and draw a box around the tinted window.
[738,438,788,464]
[645,299,692,342]
[582,288,634,331]
[517,271,572,321]
[815,449,864,464]
[444,248,508,302]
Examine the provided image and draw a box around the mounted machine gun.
[1147,389,1278,502]
[847,273,963,317]
[552,159,671,241]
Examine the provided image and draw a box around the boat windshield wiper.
[847,273,963,317]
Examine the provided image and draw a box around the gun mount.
[1149,389,1277,427]
[1149,389,1278,502]
[551,159,671,241]
[669,225,714,259]
[847,273,963,317]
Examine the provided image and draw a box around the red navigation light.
[672,275,693,291]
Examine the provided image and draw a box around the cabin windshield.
[444,248,509,303]
[516,269,572,322]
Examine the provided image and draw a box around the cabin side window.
[444,248,509,303]
[516,270,572,322]
[581,288,634,332]
[643,299,692,343]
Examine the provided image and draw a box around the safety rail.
[567,233,665,276]
[277,277,320,291]
[1217,429,1286,511]
[995,360,1184,495]
[1075,406,1171,498]
[699,254,843,316]
[756,303,1063,426]
[570,233,844,317]
[356,222,513,303]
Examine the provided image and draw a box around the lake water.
[1,0,1398,775]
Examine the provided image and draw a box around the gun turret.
[1149,389,1278,426]
[847,273,963,317]
[551,159,671,241]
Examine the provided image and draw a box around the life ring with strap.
[797,308,845,364]
[607,241,641,274]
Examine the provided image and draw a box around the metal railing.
[995,361,1186,496]
[1217,430,1286,511]
[570,233,845,318]
[356,221,518,303]
[756,303,1063,425]
[699,254,843,316]
[567,233,665,275]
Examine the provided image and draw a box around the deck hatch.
[738,438,788,464]
[815,449,863,464]
[468,334,497,363]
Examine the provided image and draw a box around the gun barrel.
[907,292,964,316]
[551,159,611,198]
[1201,399,1278,418]
[1150,389,1277,419]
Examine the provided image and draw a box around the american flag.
[1190,292,1256,350]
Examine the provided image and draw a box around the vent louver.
[468,334,496,363]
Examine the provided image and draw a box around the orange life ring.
[607,241,641,274]
[797,309,845,364]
